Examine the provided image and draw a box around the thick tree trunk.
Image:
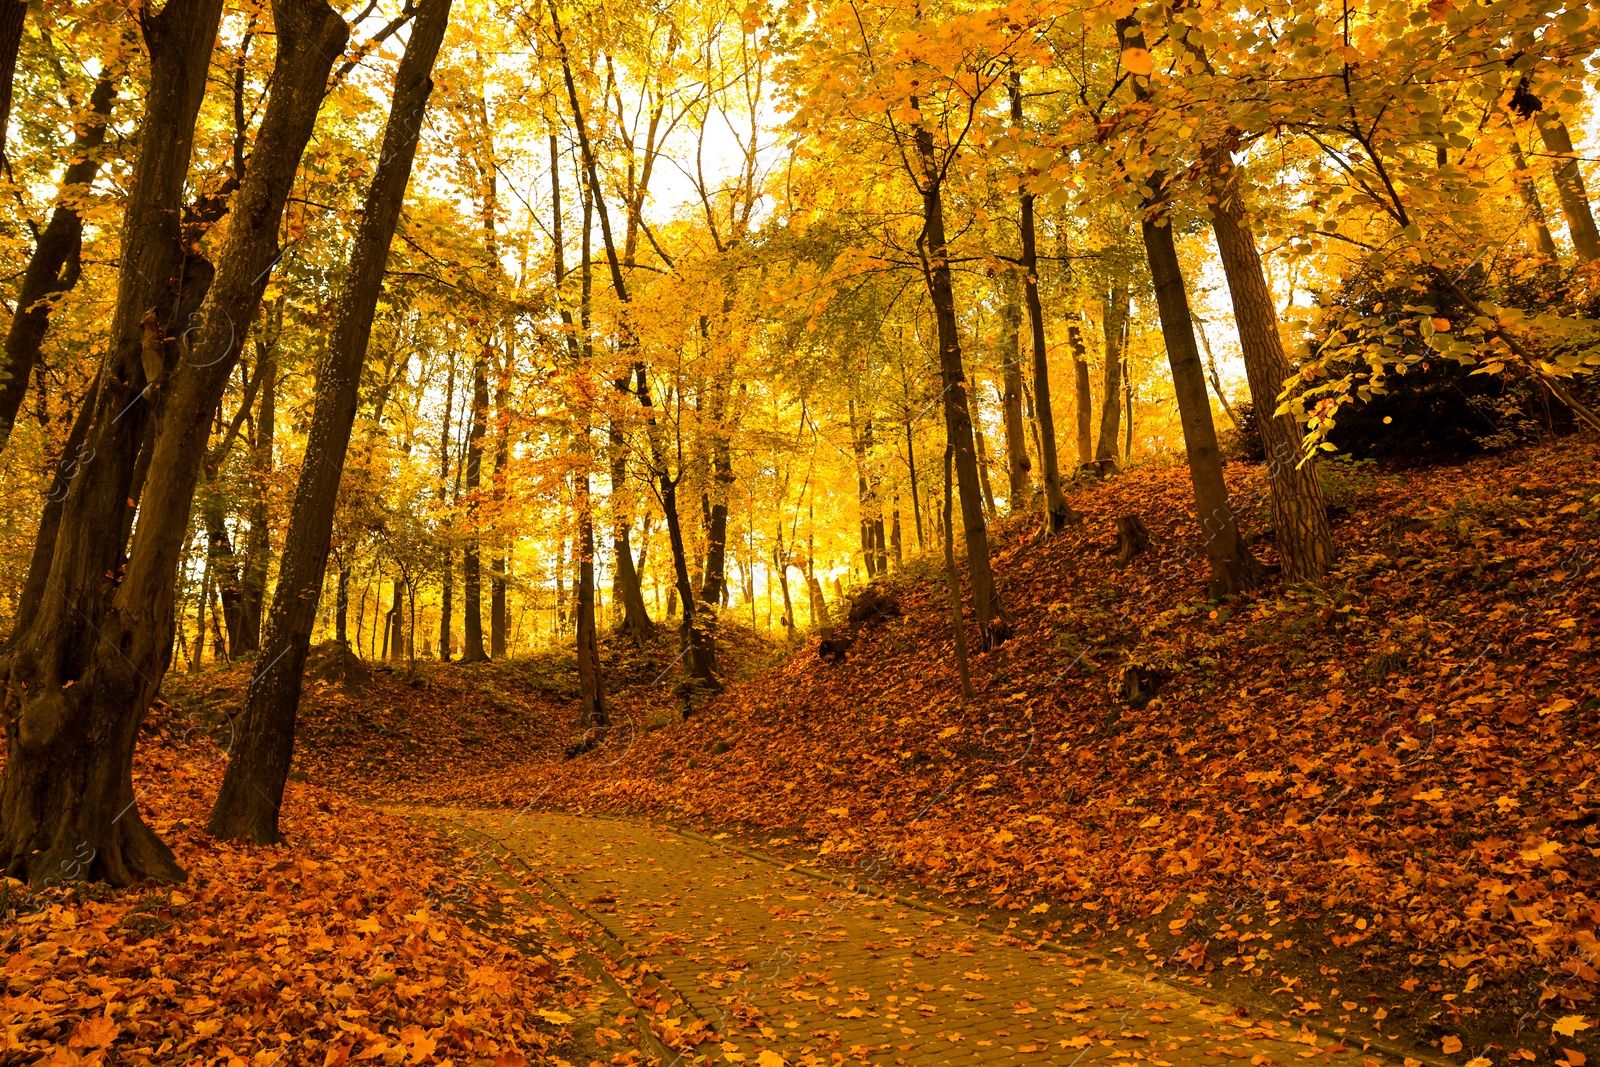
[1140,205,1263,596]
[1509,137,1561,259]
[1096,283,1128,464]
[11,376,98,638]
[2,0,346,883]
[1206,152,1335,583]
[236,338,277,655]
[207,0,450,845]
[1008,75,1074,531]
[1120,17,1260,599]
[999,272,1032,509]
[1537,115,1600,262]
[912,116,1005,646]
[0,71,117,451]
[0,0,24,165]
[1069,321,1093,468]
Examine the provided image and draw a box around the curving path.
[419,809,1411,1067]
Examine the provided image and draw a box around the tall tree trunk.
[1121,18,1261,599]
[1069,321,1093,468]
[1008,74,1074,531]
[904,416,924,549]
[1,0,346,883]
[1096,283,1128,464]
[850,397,876,578]
[1139,202,1262,596]
[0,0,24,165]
[490,352,510,660]
[552,127,603,721]
[1205,151,1335,583]
[1509,136,1561,259]
[11,376,98,638]
[999,271,1032,509]
[236,333,277,655]
[387,579,405,663]
[207,0,450,845]
[661,474,720,688]
[699,375,733,606]
[437,355,454,659]
[0,71,117,451]
[191,556,211,674]
[941,445,973,700]
[911,112,1005,646]
[205,502,245,656]
[460,353,488,662]
[973,424,997,520]
[575,470,604,725]
[1536,115,1600,262]
[335,563,349,643]
[1124,371,1134,462]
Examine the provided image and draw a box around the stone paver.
[427,809,1403,1067]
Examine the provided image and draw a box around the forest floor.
[16,439,1598,1066]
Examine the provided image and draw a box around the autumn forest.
[2,0,1599,1064]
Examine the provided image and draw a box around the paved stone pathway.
[425,809,1405,1067]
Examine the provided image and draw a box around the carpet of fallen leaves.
[0,713,591,1067]
[181,440,1600,1062]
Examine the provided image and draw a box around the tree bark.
[335,563,349,643]
[1205,151,1334,583]
[207,0,450,845]
[999,271,1032,509]
[1069,321,1093,468]
[1536,115,1600,262]
[489,339,510,658]
[437,354,454,659]
[941,445,973,700]
[699,374,734,605]
[1139,203,1262,596]
[2,0,346,883]
[1096,283,1128,464]
[0,0,24,165]
[1120,18,1261,599]
[552,128,604,723]
[0,71,117,452]
[236,333,277,655]
[1509,137,1560,259]
[460,352,488,662]
[386,579,405,663]
[911,111,1005,647]
[1008,74,1074,530]
[973,423,997,520]
[11,376,98,639]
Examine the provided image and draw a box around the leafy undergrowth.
[0,714,598,1066]
[163,621,778,798]
[212,441,1600,1060]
